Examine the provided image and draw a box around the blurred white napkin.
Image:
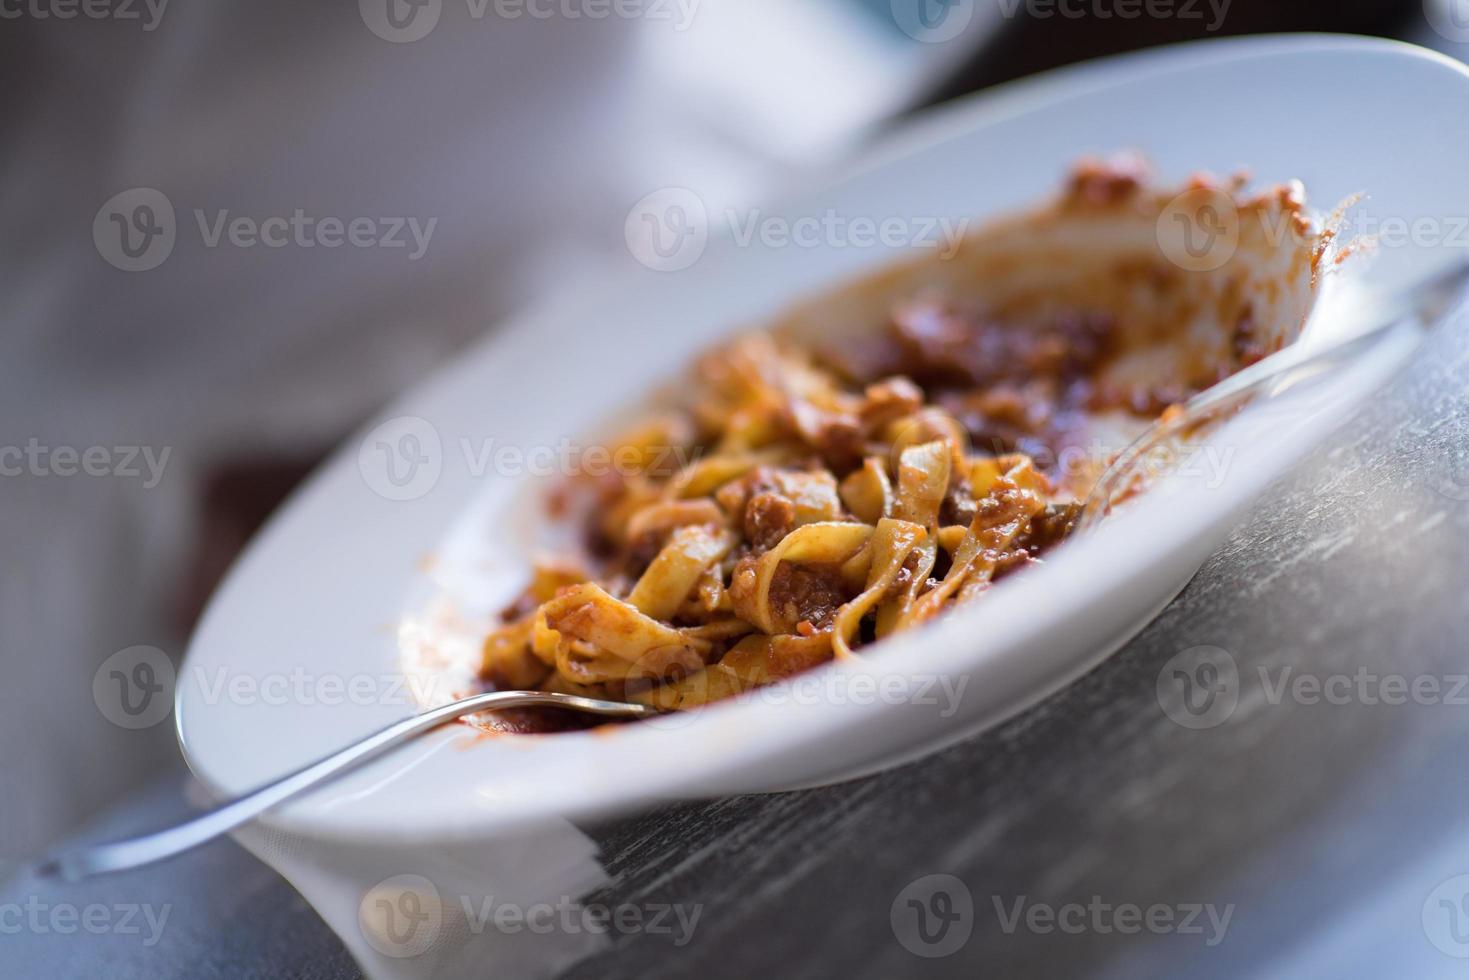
[0,0,994,954]
[233,815,613,980]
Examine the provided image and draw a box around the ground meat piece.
[939,475,978,528]
[810,415,864,472]
[972,479,1043,533]
[716,466,784,519]
[499,590,542,624]
[721,465,842,531]
[768,561,847,631]
[941,382,1060,458]
[859,377,925,434]
[1025,503,1080,557]
[890,301,990,387]
[744,491,797,552]
[892,303,1115,393]
[814,332,908,384]
[620,533,666,579]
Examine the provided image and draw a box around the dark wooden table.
[8,303,1468,980]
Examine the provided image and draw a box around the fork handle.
[36,690,655,881]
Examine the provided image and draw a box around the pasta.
[468,158,1323,727]
[479,305,1136,719]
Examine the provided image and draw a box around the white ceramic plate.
[177,35,1469,844]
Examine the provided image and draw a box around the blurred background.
[0,0,1461,967]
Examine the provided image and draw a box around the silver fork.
[36,691,657,882]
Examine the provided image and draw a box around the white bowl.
[177,35,1469,846]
